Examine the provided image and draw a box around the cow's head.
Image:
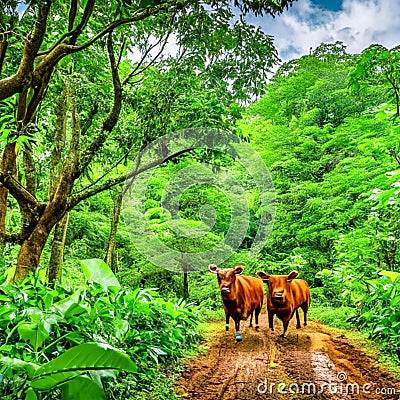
[208,264,244,297]
[257,270,298,305]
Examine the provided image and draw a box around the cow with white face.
[257,270,310,338]
[209,264,264,342]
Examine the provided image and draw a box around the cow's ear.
[208,264,218,274]
[287,270,299,281]
[234,265,244,275]
[257,271,270,281]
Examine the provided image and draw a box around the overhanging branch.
[0,1,52,101]
[102,31,122,132]
[0,172,41,229]
[67,147,193,209]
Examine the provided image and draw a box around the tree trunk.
[183,264,189,300]
[47,212,69,282]
[14,197,74,280]
[23,146,37,196]
[14,105,79,281]
[0,142,17,246]
[104,191,123,272]
[14,222,51,281]
[0,36,8,75]
[0,181,8,250]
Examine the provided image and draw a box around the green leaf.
[25,388,38,400]
[114,318,129,340]
[0,304,14,324]
[31,342,136,390]
[0,356,39,379]
[80,259,120,289]
[372,326,388,334]
[379,270,400,282]
[4,265,16,282]
[43,291,58,309]
[54,291,90,318]
[17,320,49,351]
[0,344,13,353]
[138,0,162,7]
[390,296,400,307]
[61,376,106,400]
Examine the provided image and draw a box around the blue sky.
[313,0,343,11]
[248,0,400,62]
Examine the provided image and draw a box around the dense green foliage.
[0,0,294,282]
[0,260,198,399]
[1,5,400,393]
[241,42,400,358]
[27,40,398,362]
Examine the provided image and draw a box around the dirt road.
[176,317,400,400]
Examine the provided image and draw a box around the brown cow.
[209,264,264,342]
[257,270,310,338]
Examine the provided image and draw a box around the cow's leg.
[235,319,242,342]
[301,302,308,326]
[255,306,261,331]
[225,314,230,331]
[249,311,253,328]
[281,318,290,338]
[296,309,301,329]
[268,309,275,333]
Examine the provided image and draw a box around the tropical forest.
[0,0,399,399]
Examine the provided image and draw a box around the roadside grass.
[309,305,355,329]
[132,336,210,400]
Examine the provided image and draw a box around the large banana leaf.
[31,342,136,390]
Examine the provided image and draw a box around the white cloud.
[249,0,400,62]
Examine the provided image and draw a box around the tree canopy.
[0,0,296,280]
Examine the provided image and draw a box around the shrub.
[0,260,199,399]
